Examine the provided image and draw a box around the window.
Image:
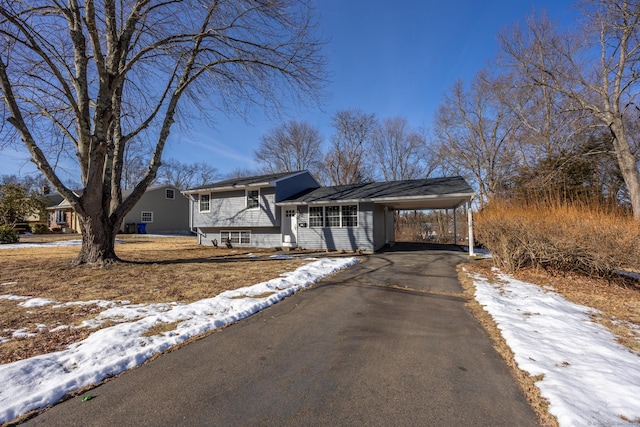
[141,211,154,223]
[199,194,210,212]
[285,209,296,218]
[165,188,175,199]
[54,209,66,224]
[325,206,341,227]
[342,205,358,227]
[246,189,259,209]
[221,230,251,245]
[309,206,323,227]
[311,205,358,228]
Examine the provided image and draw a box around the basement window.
[221,230,251,245]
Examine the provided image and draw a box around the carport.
[371,190,476,257]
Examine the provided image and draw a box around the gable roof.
[47,185,180,210]
[279,176,475,210]
[183,171,316,193]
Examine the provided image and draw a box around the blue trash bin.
[136,223,147,234]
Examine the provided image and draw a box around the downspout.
[186,194,196,244]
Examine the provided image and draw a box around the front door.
[282,208,297,246]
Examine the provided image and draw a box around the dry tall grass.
[475,199,640,278]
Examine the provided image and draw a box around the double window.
[221,230,251,245]
[308,205,358,228]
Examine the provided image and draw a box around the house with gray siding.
[183,171,477,255]
[121,185,190,234]
[48,185,189,234]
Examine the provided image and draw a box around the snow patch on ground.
[18,298,56,308]
[470,269,640,426]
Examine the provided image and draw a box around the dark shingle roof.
[185,171,306,192]
[281,176,474,204]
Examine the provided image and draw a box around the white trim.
[276,193,475,207]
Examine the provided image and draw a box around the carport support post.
[453,207,457,245]
[467,198,475,257]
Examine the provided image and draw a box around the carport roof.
[278,176,475,210]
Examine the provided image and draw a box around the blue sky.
[1,0,577,181]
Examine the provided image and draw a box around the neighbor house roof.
[183,171,316,194]
[278,176,475,210]
[47,185,179,210]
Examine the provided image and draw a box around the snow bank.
[471,270,640,426]
[0,257,358,424]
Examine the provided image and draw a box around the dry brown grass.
[460,259,640,427]
[0,235,314,364]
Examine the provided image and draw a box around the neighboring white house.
[183,171,476,254]
[48,185,189,234]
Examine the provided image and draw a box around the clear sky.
[0,0,578,181]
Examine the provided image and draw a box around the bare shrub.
[476,199,640,278]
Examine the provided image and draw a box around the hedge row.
[475,199,640,278]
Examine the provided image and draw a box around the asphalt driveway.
[23,243,538,426]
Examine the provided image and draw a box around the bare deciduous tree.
[120,139,152,191]
[255,120,323,175]
[371,117,430,181]
[433,71,520,205]
[224,168,262,180]
[0,0,325,264]
[156,159,220,190]
[499,1,640,219]
[325,109,376,185]
[498,70,587,168]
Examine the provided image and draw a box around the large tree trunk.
[609,118,640,220]
[73,206,121,266]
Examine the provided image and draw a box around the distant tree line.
[252,109,436,186]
